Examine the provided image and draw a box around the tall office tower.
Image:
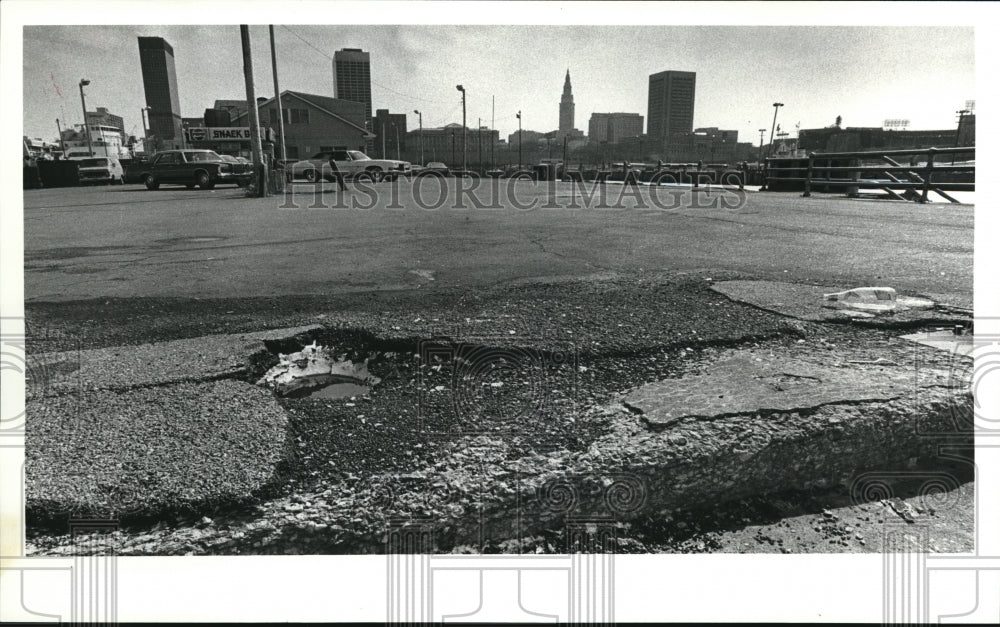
[559,69,575,132]
[647,70,696,148]
[138,36,184,147]
[333,48,373,127]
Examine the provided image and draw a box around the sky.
[23,23,974,145]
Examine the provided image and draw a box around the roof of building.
[213,99,248,112]
[231,91,369,134]
[411,123,497,133]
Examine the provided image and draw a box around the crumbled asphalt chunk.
[27,380,289,524]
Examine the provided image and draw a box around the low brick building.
[231,90,373,160]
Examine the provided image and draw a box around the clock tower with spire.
[559,69,575,132]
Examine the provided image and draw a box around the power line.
[281,25,332,59]
[282,25,451,106]
[370,79,450,105]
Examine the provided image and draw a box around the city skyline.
[23,25,973,147]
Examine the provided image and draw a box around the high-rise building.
[333,48,373,127]
[588,112,644,144]
[647,70,696,149]
[138,36,184,149]
[559,69,575,132]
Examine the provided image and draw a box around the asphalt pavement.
[21,180,976,555]
[23,180,972,306]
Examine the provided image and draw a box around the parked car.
[415,162,452,178]
[291,150,411,183]
[74,157,125,185]
[124,158,152,183]
[141,149,253,190]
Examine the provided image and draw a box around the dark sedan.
[141,150,252,190]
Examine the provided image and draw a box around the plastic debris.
[256,341,381,396]
[823,287,897,313]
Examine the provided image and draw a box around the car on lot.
[141,149,253,190]
[291,150,411,183]
[74,157,125,185]
[414,162,452,178]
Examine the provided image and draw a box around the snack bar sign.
[185,127,270,142]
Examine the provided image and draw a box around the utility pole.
[516,110,522,170]
[269,25,287,165]
[451,131,455,166]
[456,84,466,173]
[491,95,495,170]
[768,103,784,159]
[78,79,93,157]
[477,117,482,172]
[392,122,400,160]
[240,25,266,196]
[757,128,766,163]
[55,119,66,156]
[414,110,423,165]
[381,121,386,159]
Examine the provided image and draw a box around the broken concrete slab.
[900,330,975,357]
[205,348,967,554]
[711,280,964,325]
[26,325,324,398]
[622,351,919,427]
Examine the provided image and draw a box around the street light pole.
[757,128,766,163]
[456,85,466,173]
[414,110,423,165]
[955,109,970,146]
[79,79,93,157]
[768,103,784,158]
[516,110,522,170]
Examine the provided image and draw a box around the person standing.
[328,154,347,192]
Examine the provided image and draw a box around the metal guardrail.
[766,146,974,203]
[562,163,747,189]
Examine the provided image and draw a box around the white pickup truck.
[290,150,411,183]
